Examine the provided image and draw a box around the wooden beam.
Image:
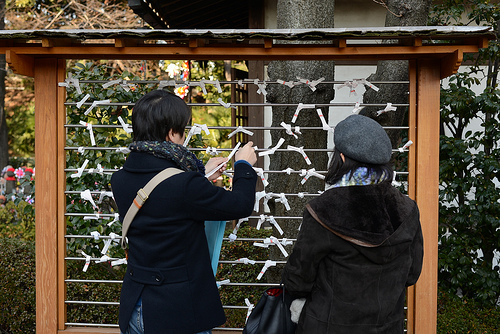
[440,49,463,79]
[413,58,440,334]
[5,50,34,77]
[0,44,481,62]
[59,328,119,334]
[36,58,60,334]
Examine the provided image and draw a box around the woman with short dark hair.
[111,90,258,334]
[282,114,423,334]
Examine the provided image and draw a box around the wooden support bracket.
[264,38,273,49]
[115,38,143,48]
[6,50,34,77]
[440,49,463,79]
[42,38,77,48]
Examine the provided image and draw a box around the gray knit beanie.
[334,115,392,164]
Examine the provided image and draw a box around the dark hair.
[132,90,191,141]
[325,148,393,185]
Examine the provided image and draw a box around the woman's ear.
[340,153,345,162]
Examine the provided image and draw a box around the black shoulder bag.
[243,284,297,334]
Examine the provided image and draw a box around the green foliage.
[65,61,152,259]
[438,290,500,333]
[216,226,272,328]
[0,201,35,241]
[5,102,35,158]
[66,261,122,325]
[0,238,36,334]
[433,1,500,307]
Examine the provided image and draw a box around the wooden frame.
[0,27,492,334]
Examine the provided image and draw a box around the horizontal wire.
[75,79,410,85]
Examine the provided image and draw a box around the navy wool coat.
[111,152,257,334]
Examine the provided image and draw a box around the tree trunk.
[362,0,431,148]
[265,0,335,281]
[0,0,7,170]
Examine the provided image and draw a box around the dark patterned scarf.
[129,141,205,174]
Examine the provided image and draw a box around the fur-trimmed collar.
[307,182,418,246]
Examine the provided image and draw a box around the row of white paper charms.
[79,100,397,146]
[59,73,379,98]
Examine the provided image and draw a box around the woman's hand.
[205,157,228,181]
[235,141,257,166]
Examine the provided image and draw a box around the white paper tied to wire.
[217,97,237,109]
[107,213,120,227]
[275,193,291,211]
[282,167,294,175]
[79,121,96,146]
[58,73,82,94]
[101,232,119,255]
[256,214,267,230]
[352,102,364,114]
[392,173,402,188]
[199,79,222,94]
[158,80,188,90]
[254,236,289,258]
[235,257,257,265]
[228,217,248,241]
[253,167,269,187]
[300,168,326,185]
[276,79,297,88]
[118,116,133,134]
[338,78,379,96]
[95,255,111,264]
[257,259,277,280]
[254,190,273,212]
[102,79,136,92]
[228,126,254,138]
[316,109,335,133]
[287,145,312,165]
[245,298,255,324]
[377,103,397,116]
[280,122,302,139]
[71,159,89,178]
[292,103,316,123]
[97,191,113,204]
[111,258,127,267]
[206,147,219,156]
[338,80,359,96]
[81,251,91,272]
[184,123,210,147]
[216,279,231,289]
[259,138,285,157]
[80,189,98,210]
[84,99,111,116]
[90,230,100,240]
[398,140,413,152]
[298,77,325,91]
[268,216,284,235]
[205,142,241,179]
[254,79,267,96]
[116,147,131,154]
[76,93,91,109]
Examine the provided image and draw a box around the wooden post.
[35,58,60,333]
[406,59,418,333]
[413,58,440,334]
[57,59,68,330]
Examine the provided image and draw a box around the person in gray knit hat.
[282,114,423,334]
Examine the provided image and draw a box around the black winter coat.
[282,182,423,334]
[111,152,257,334]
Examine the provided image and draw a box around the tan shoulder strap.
[121,168,183,249]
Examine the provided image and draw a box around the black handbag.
[243,285,297,334]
